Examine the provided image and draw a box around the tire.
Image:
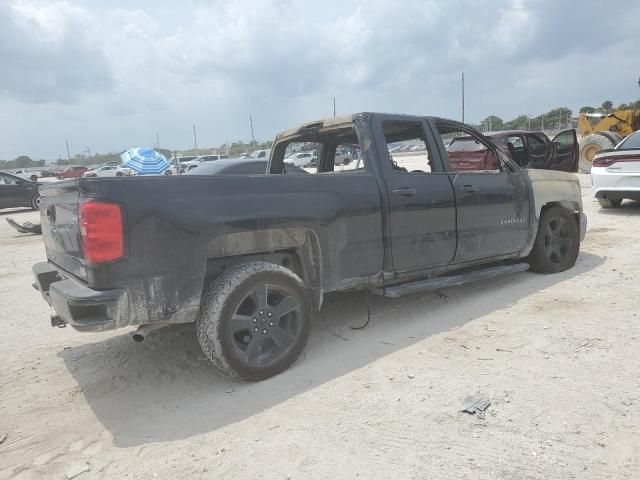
[196,261,311,381]
[116,172,123,177]
[31,194,41,211]
[527,206,579,274]
[30,175,38,182]
[597,197,622,208]
[579,134,615,173]
[164,170,172,175]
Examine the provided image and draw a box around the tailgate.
[39,181,87,280]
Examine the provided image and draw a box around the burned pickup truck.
[33,113,586,380]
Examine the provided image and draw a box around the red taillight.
[79,201,124,264]
[593,154,640,168]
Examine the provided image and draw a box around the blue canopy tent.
[121,148,171,175]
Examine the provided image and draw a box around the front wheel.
[164,170,172,175]
[527,206,579,273]
[197,261,311,381]
[31,194,41,211]
[578,134,614,173]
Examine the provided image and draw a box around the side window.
[273,126,364,174]
[333,143,364,172]
[552,130,575,146]
[283,142,319,173]
[527,134,545,146]
[0,173,18,185]
[505,135,526,166]
[437,123,500,172]
[382,121,434,173]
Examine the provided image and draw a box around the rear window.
[618,131,640,150]
[447,137,486,152]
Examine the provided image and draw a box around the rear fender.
[205,227,324,310]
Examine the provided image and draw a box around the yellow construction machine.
[578,109,640,172]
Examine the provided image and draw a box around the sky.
[0,0,639,160]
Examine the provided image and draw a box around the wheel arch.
[204,227,324,310]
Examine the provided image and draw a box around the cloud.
[0,1,114,104]
[1,0,639,159]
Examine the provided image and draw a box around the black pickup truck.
[33,113,586,380]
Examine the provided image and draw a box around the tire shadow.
[59,251,604,447]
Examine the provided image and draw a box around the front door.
[430,119,530,264]
[374,116,457,273]
[548,129,579,172]
[0,173,26,209]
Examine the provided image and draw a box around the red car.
[56,166,89,179]
[446,129,579,172]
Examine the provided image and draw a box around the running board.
[372,262,530,299]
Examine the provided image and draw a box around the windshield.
[617,131,640,150]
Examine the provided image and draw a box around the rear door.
[373,115,457,273]
[431,119,530,264]
[548,129,579,172]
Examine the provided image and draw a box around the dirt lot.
[1,175,639,479]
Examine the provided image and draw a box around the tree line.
[473,99,640,133]
[0,141,273,168]
[4,100,638,166]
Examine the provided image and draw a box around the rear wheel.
[527,206,579,273]
[597,197,622,208]
[164,170,172,175]
[197,261,311,381]
[30,175,38,182]
[579,134,615,173]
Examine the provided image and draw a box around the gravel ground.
[0,174,638,479]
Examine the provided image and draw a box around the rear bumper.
[33,262,127,332]
[591,168,640,198]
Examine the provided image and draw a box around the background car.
[446,129,578,172]
[185,158,307,175]
[284,152,315,167]
[56,166,89,179]
[0,171,40,210]
[82,165,133,177]
[13,169,40,182]
[249,149,271,159]
[591,130,640,208]
[178,154,229,172]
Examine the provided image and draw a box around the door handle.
[460,184,478,193]
[391,188,416,197]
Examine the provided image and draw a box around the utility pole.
[333,97,336,117]
[541,115,544,132]
[156,132,160,149]
[528,114,531,132]
[461,72,465,123]
[192,124,199,155]
[249,115,256,149]
[488,115,492,132]
[65,140,71,161]
[84,147,91,158]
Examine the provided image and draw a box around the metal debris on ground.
[462,395,491,419]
